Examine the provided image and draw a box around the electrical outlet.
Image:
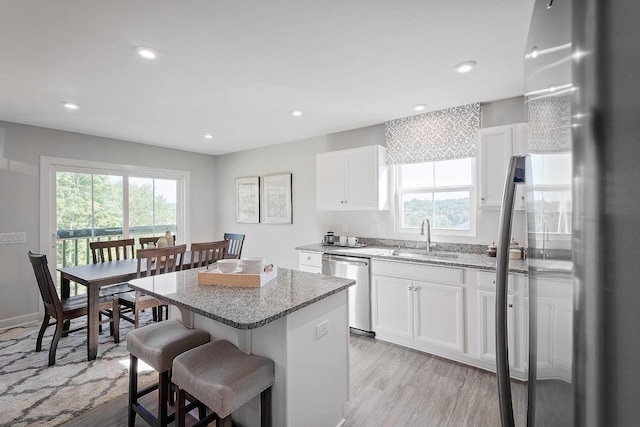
[342,224,348,232]
[0,232,26,245]
[370,223,381,234]
[316,320,329,339]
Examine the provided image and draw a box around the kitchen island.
[127,267,355,427]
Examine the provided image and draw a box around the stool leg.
[220,415,233,427]
[261,387,272,427]
[159,370,170,426]
[176,387,186,427]
[128,354,138,427]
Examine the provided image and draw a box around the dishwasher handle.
[322,254,369,267]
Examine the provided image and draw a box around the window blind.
[527,94,572,153]
[384,103,481,165]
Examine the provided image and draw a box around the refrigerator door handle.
[496,155,525,427]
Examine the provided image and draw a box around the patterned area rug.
[0,312,156,427]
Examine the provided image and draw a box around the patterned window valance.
[384,103,481,165]
[527,94,572,153]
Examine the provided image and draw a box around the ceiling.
[0,0,534,156]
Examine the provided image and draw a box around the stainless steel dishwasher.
[322,254,373,335]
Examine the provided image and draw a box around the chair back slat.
[89,239,135,263]
[136,244,187,278]
[190,240,229,269]
[28,251,63,317]
[223,233,245,260]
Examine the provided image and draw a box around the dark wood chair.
[190,240,229,269]
[28,251,120,366]
[139,235,176,249]
[118,244,187,328]
[223,233,245,260]
[90,238,135,263]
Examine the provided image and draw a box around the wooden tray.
[198,266,277,287]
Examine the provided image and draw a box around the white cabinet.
[371,274,413,339]
[298,250,322,274]
[371,260,466,356]
[316,145,388,211]
[477,123,528,210]
[529,276,572,382]
[414,280,465,352]
[474,271,527,377]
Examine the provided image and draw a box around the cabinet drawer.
[372,260,464,285]
[299,251,322,268]
[478,270,514,292]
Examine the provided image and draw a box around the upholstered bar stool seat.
[173,340,275,427]
[127,319,210,427]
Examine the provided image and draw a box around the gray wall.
[0,121,217,328]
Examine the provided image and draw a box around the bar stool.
[172,340,275,427]
[126,319,210,427]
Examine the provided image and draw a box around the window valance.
[527,94,572,153]
[384,103,481,165]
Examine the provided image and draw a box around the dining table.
[57,251,200,361]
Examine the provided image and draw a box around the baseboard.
[0,311,41,330]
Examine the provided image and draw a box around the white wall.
[213,135,332,270]
[0,121,217,328]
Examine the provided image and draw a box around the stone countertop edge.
[296,243,528,274]
[127,268,355,330]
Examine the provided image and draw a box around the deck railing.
[56,225,176,295]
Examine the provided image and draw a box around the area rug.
[0,312,156,427]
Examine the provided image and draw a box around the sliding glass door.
[42,157,188,295]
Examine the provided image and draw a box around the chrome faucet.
[420,217,432,253]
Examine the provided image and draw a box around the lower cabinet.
[298,250,322,274]
[371,260,466,358]
[477,291,518,369]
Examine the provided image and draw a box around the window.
[528,152,572,236]
[41,157,189,295]
[396,158,475,234]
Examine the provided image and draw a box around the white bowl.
[242,257,265,273]
[217,259,240,273]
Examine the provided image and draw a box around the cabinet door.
[478,291,518,368]
[345,147,378,209]
[316,150,346,209]
[371,275,413,340]
[478,126,514,209]
[413,281,465,352]
[535,295,572,382]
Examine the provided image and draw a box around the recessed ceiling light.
[291,110,303,117]
[531,47,539,59]
[62,102,79,110]
[136,46,158,60]
[204,134,214,140]
[413,104,427,112]
[454,61,476,73]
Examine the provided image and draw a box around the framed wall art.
[235,176,260,223]
[261,173,292,224]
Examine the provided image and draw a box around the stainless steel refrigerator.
[495,0,640,425]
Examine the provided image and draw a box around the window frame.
[394,159,477,237]
[40,156,190,270]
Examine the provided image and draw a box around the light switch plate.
[0,232,27,245]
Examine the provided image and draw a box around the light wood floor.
[62,334,526,426]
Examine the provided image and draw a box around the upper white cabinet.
[477,123,528,210]
[316,145,388,210]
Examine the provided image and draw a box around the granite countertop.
[296,243,528,274]
[127,267,355,329]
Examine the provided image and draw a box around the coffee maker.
[323,231,337,245]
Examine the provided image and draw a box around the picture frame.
[261,173,293,224]
[235,176,260,223]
